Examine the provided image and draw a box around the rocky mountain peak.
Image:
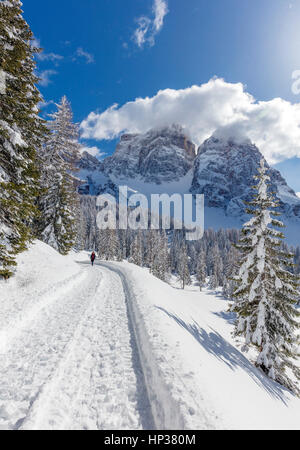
[102,124,196,183]
[78,151,103,171]
[191,135,300,219]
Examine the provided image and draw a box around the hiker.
[90,251,96,266]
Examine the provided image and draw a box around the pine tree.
[152,231,169,281]
[130,232,143,266]
[223,246,240,299]
[0,0,47,278]
[98,229,121,261]
[98,229,108,259]
[74,205,87,251]
[108,229,122,261]
[118,230,127,260]
[146,230,156,272]
[211,243,223,287]
[209,273,219,290]
[232,160,300,393]
[169,230,184,274]
[196,250,206,291]
[178,242,191,289]
[80,195,97,251]
[36,96,80,255]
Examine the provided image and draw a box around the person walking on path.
[90,251,96,266]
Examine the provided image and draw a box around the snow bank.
[103,261,300,430]
[0,241,86,353]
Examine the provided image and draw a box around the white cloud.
[75,47,94,64]
[38,70,57,87]
[36,52,63,63]
[297,192,300,198]
[153,0,169,32]
[133,17,152,48]
[80,77,300,164]
[80,146,106,159]
[133,0,168,48]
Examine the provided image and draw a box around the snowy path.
[0,264,154,430]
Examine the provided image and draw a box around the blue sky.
[23,0,300,191]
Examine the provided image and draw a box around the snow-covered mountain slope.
[102,124,196,183]
[1,243,299,430]
[77,151,118,196]
[191,135,300,220]
[77,126,300,244]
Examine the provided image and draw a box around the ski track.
[0,264,154,430]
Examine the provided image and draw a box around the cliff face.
[102,125,196,183]
[191,136,300,219]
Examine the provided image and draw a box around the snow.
[98,260,300,430]
[277,184,300,205]
[110,170,193,199]
[0,242,153,430]
[78,168,109,195]
[0,120,27,149]
[0,242,299,430]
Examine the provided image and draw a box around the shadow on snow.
[155,306,293,405]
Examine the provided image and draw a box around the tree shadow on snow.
[155,306,292,405]
[205,289,230,301]
[213,310,236,325]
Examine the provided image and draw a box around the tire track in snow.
[0,268,88,354]
[96,262,186,430]
[0,267,100,430]
[16,265,154,430]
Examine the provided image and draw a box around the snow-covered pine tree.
[0,0,47,278]
[211,243,223,287]
[80,195,97,250]
[97,229,108,259]
[145,230,156,272]
[130,231,143,266]
[108,229,122,261]
[74,207,87,251]
[232,159,300,393]
[209,273,218,290]
[187,243,197,275]
[36,96,81,255]
[97,229,121,261]
[152,230,169,281]
[222,246,240,299]
[196,250,206,291]
[118,230,127,260]
[178,242,191,289]
[169,230,184,274]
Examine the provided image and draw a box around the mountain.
[102,124,196,184]
[191,135,300,220]
[77,126,300,244]
[78,151,118,197]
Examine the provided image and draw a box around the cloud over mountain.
[80,78,300,164]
